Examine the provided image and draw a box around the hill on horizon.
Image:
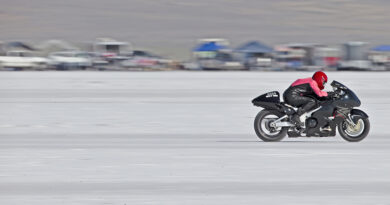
[1,0,390,59]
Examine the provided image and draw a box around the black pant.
[283,92,316,114]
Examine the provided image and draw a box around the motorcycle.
[252,80,370,142]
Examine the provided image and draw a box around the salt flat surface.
[0,71,389,204]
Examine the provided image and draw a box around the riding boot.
[291,108,305,127]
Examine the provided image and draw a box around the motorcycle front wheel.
[254,109,287,142]
[338,116,370,142]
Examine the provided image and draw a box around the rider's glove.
[327,91,336,100]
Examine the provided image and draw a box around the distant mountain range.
[1,0,389,59]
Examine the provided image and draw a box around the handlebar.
[330,89,345,100]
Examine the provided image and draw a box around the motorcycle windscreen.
[334,89,361,108]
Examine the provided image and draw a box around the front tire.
[338,116,370,142]
[254,109,287,142]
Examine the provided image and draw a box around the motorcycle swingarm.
[269,115,295,127]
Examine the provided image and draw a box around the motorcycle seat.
[281,102,297,109]
[279,102,298,115]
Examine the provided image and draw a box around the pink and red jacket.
[289,78,328,97]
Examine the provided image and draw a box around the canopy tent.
[235,41,273,53]
[372,45,390,52]
[193,42,227,52]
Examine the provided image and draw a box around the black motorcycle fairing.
[349,109,369,124]
[306,103,336,137]
[351,109,368,119]
[252,91,281,110]
[331,80,348,90]
[252,91,296,115]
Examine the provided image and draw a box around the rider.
[283,71,331,127]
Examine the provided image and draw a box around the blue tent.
[235,41,273,53]
[193,42,226,52]
[372,45,390,52]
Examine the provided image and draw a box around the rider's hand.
[327,91,336,99]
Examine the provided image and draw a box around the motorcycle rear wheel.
[254,109,288,142]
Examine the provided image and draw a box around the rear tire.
[254,109,287,142]
[338,116,370,142]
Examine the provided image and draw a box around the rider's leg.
[301,98,316,113]
[284,91,317,127]
[291,97,316,127]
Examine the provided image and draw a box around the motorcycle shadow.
[217,140,342,143]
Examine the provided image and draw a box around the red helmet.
[312,71,328,90]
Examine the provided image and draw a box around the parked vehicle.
[274,46,306,70]
[368,45,390,70]
[48,51,93,70]
[338,42,372,71]
[120,50,174,70]
[0,51,48,70]
[93,38,132,63]
[235,41,273,70]
[198,51,244,70]
[337,60,373,71]
[313,47,341,68]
